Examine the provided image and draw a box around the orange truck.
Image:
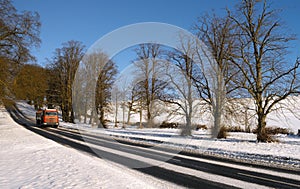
[36,109,59,128]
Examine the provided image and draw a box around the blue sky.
[13,0,300,68]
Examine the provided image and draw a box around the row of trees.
[0,0,117,127]
[103,0,300,142]
[72,51,117,127]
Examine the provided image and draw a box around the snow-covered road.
[0,108,181,188]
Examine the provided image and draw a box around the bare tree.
[73,51,117,127]
[112,75,137,128]
[194,13,239,138]
[76,51,108,125]
[0,0,40,64]
[131,79,147,128]
[126,82,139,124]
[111,79,128,128]
[133,43,164,127]
[72,61,90,123]
[224,97,256,132]
[111,86,120,128]
[164,36,199,136]
[95,58,117,128]
[0,0,41,101]
[228,0,300,142]
[48,41,85,123]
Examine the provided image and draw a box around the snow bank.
[16,100,36,120]
[59,121,300,169]
[0,107,180,188]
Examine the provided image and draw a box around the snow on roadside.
[0,108,181,189]
[16,100,36,120]
[59,121,300,169]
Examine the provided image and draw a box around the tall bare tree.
[48,40,85,123]
[194,13,239,138]
[134,43,164,127]
[0,0,41,101]
[95,57,117,128]
[131,79,147,128]
[75,51,108,125]
[228,0,300,142]
[126,81,139,124]
[73,51,117,127]
[164,37,199,136]
[111,75,137,128]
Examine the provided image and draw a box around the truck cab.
[36,109,59,128]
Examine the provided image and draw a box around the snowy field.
[0,107,181,188]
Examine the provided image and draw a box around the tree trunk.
[147,103,152,128]
[145,76,152,128]
[114,94,118,128]
[139,108,143,129]
[181,77,193,136]
[122,104,126,129]
[84,98,88,124]
[84,110,87,124]
[257,110,267,142]
[62,103,68,122]
[127,104,132,124]
[70,108,75,123]
[89,110,94,125]
[181,113,192,136]
[212,107,222,138]
[99,109,106,128]
[78,112,82,123]
[212,66,225,138]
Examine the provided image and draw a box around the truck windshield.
[45,112,57,116]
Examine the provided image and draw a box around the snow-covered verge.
[0,107,181,188]
[60,121,300,170]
